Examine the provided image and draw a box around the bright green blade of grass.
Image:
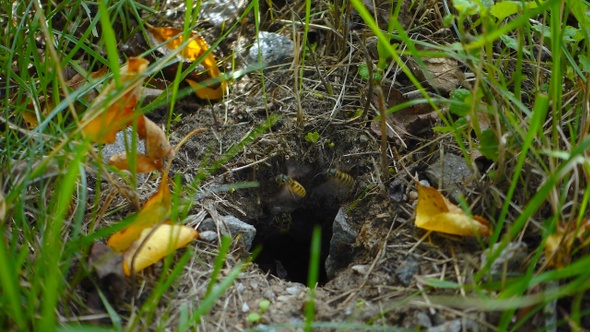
[98,0,121,86]
[0,233,27,329]
[305,226,321,332]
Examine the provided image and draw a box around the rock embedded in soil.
[481,241,528,281]
[100,128,146,163]
[248,31,294,67]
[395,255,420,286]
[222,215,257,251]
[198,231,217,242]
[199,215,256,250]
[325,206,358,279]
[425,153,474,202]
[200,0,248,27]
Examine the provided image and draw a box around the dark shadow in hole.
[252,204,338,285]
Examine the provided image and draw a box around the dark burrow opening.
[251,203,339,285]
[240,156,359,285]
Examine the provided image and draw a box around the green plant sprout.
[304,131,320,143]
[246,299,271,324]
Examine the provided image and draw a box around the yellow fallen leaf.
[123,224,198,276]
[146,24,226,100]
[107,174,171,252]
[545,219,590,268]
[81,57,149,143]
[415,182,491,236]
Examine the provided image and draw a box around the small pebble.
[199,231,217,242]
[415,311,432,328]
[395,257,419,286]
[263,289,275,300]
[352,265,370,275]
[286,286,302,295]
[277,295,292,302]
[236,282,245,293]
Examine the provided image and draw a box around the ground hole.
[251,203,339,285]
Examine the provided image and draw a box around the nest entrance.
[251,201,340,285]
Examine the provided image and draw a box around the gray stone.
[325,207,358,279]
[222,215,256,251]
[415,311,432,328]
[427,320,462,332]
[100,128,146,163]
[481,242,528,281]
[351,264,370,275]
[395,256,419,286]
[425,153,474,202]
[199,218,216,232]
[200,0,248,27]
[199,231,217,242]
[285,285,303,296]
[248,31,294,67]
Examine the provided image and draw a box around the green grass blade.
[0,231,27,329]
[305,226,321,332]
[98,0,121,85]
[39,143,89,330]
[206,235,232,296]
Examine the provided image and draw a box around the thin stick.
[374,84,389,183]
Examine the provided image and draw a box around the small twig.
[361,38,375,122]
[374,84,390,183]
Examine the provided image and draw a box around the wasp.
[271,212,292,234]
[313,168,355,200]
[324,168,355,188]
[275,174,306,199]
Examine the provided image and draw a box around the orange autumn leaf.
[137,115,174,166]
[545,219,590,268]
[415,182,491,236]
[109,152,161,173]
[107,173,171,252]
[106,115,173,172]
[122,224,198,276]
[81,58,149,144]
[186,78,224,101]
[146,24,226,100]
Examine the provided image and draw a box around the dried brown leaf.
[138,116,174,167]
[370,89,438,141]
[109,152,161,173]
[407,57,462,93]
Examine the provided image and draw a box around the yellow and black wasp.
[323,168,355,188]
[275,174,306,199]
[313,168,355,200]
